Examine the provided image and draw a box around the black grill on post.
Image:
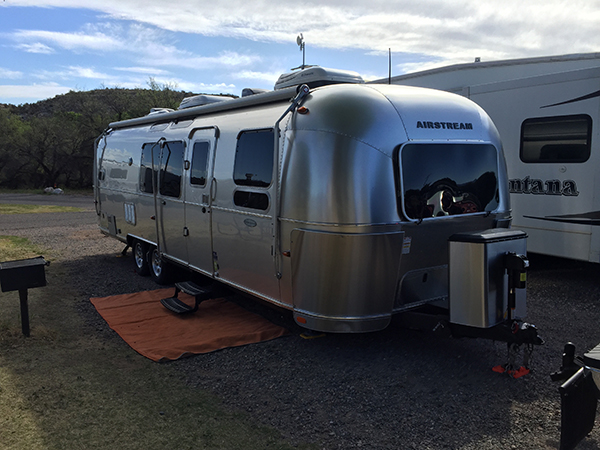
[0,256,48,337]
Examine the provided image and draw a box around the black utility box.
[0,256,47,292]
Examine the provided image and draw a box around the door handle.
[210,178,217,202]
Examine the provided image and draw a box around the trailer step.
[160,281,213,314]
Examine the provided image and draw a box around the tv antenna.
[297,34,306,69]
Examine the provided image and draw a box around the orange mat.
[90,288,289,362]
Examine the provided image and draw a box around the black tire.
[148,246,172,285]
[132,240,150,276]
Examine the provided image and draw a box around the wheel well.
[127,235,155,249]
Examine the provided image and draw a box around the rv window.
[140,143,160,194]
[520,115,591,163]
[400,143,499,221]
[233,129,274,187]
[233,190,269,211]
[191,142,209,186]
[159,141,185,198]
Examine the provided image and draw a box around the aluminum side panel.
[290,229,404,331]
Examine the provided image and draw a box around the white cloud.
[13,0,598,61]
[32,66,112,82]
[17,42,55,54]
[174,81,237,95]
[7,1,600,72]
[29,66,134,91]
[9,21,260,73]
[0,83,71,101]
[66,66,112,80]
[233,70,282,85]
[114,67,172,76]
[0,67,23,79]
[12,28,123,52]
[4,0,600,101]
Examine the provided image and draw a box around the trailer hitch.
[492,321,544,378]
[489,251,544,377]
[449,315,544,378]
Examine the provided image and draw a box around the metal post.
[18,289,30,337]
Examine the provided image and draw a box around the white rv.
[94,67,541,349]
[378,53,600,263]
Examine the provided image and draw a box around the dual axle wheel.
[131,240,171,284]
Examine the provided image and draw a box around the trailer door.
[184,128,217,275]
[211,128,280,302]
[155,140,187,264]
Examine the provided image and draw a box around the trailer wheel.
[148,247,171,285]
[132,240,150,276]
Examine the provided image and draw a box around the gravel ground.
[2,193,600,449]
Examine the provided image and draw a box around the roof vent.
[241,87,270,97]
[148,108,174,115]
[274,66,364,90]
[178,95,233,110]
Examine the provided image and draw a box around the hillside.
[0,84,234,190]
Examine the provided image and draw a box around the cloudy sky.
[1,0,599,105]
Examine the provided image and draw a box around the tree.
[0,107,30,188]
[0,84,206,190]
[18,112,87,188]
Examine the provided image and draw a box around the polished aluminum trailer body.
[95,79,516,333]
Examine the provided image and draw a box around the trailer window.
[233,129,274,187]
[400,143,499,221]
[159,141,184,198]
[140,143,160,194]
[520,115,591,163]
[233,190,269,211]
[190,141,209,187]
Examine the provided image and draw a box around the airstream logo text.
[416,121,473,130]
[509,176,579,196]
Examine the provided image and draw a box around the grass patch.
[0,204,83,215]
[0,188,93,195]
[0,238,314,450]
[0,235,48,263]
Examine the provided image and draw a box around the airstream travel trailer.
[378,53,600,263]
[94,67,542,353]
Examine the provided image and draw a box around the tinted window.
[140,143,159,194]
[233,190,269,211]
[159,141,184,198]
[520,115,592,163]
[191,141,209,186]
[233,129,274,187]
[401,143,499,220]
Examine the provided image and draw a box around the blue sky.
[1,0,600,105]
